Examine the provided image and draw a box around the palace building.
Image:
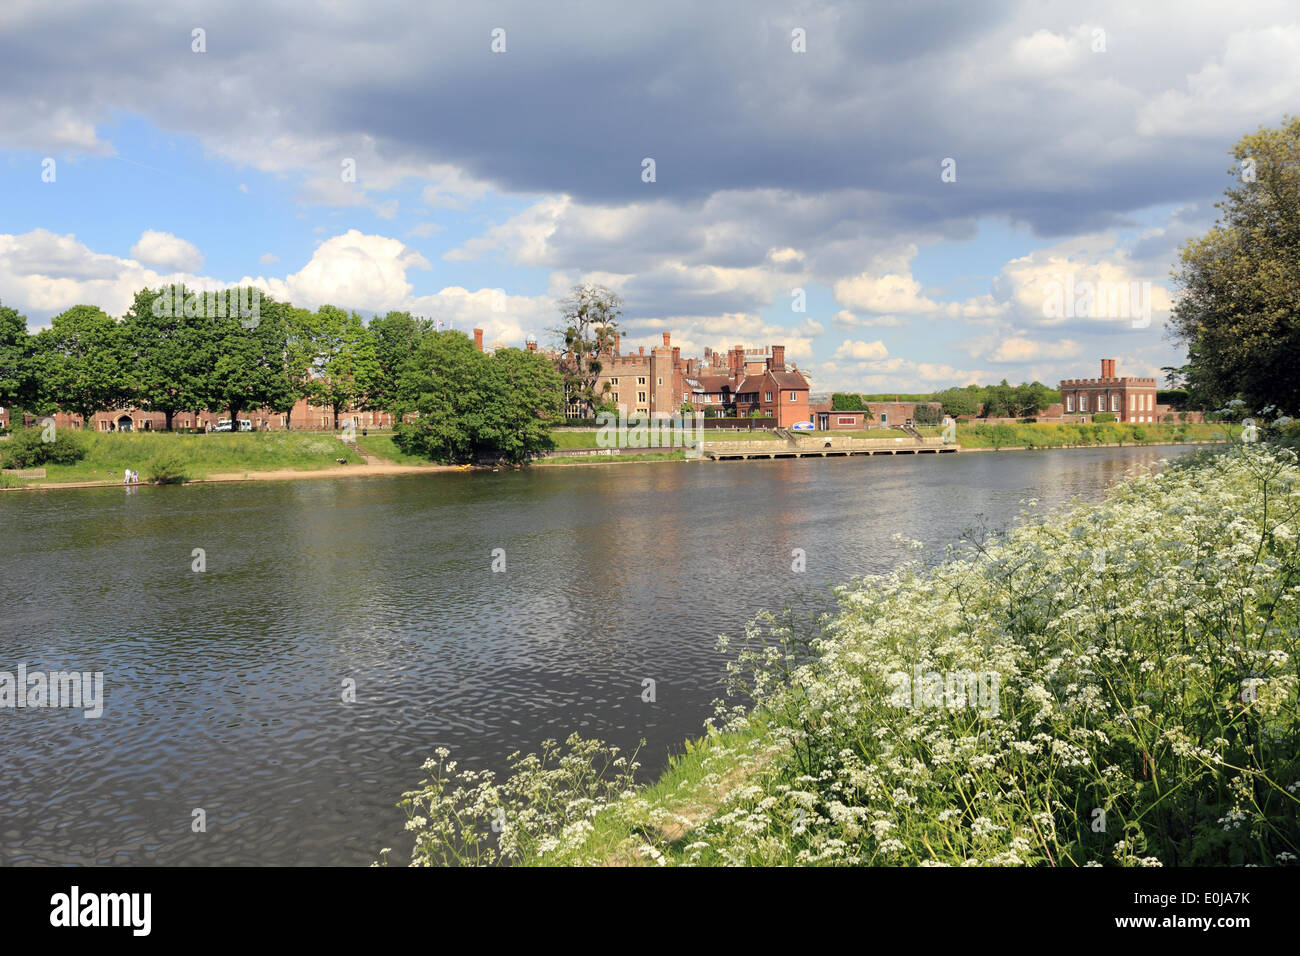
[1059,359,1159,423]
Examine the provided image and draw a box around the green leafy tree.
[932,386,980,418]
[393,330,493,463]
[367,310,433,417]
[478,347,565,462]
[307,306,381,429]
[31,305,126,427]
[120,285,215,430]
[551,284,621,418]
[1171,116,1300,413]
[207,293,295,429]
[0,299,35,413]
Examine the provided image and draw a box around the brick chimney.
[1101,358,1116,378]
[663,332,671,347]
[613,333,621,355]
[473,328,484,351]
[672,346,680,367]
[731,345,743,376]
[526,340,537,352]
[639,346,644,356]
[771,345,786,370]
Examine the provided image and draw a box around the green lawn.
[914,421,1227,448]
[3,430,364,484]
[353,434,440,464]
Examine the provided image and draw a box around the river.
[0,444,1205,864]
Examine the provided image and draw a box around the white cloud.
[129,229,203,272]
[987,335,1082,363]
[259,252,279,264]
[831,309,908,329]
[834,339,890,362]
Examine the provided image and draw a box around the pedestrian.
[123,468,130,485]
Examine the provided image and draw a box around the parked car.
[214,420,234,432]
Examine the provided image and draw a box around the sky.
[1,0,1296,394]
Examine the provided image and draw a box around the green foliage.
[0,299,34,409]
[912,403,942,425]
[1093,412,1117,423]
[144,450,190,484]
[307,305,382,427]
[1171,116,1300,414]
[2,427,88,467]
[120,285,217,429]
[393,332,563,463]
[31,305,126,425]
[831,392,867,410]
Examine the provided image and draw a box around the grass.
[353,433,440,465]
[915,421,1227,449]
[395,443,1300,866]
[6,430,364,484]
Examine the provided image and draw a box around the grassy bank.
[917,420,1226,449]
[394,444,1300,866]
[2,430,363,484]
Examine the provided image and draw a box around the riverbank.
[0,422,1233,491]
[396,444,1300,866]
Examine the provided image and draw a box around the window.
[789,392,797,402]
[612,392,619,402]
[657,377,662,386]
[837,416,856,426]
[1129,394,1136,411]
[637,377,646,385]
[1146,394,1152,411]
[1066,395,1074,412]
[764,391,773,403]
[638,391,646,403]
[1080,395,1088,412]
[610,377,619,386]
[1111,395,1119,412]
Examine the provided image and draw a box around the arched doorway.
[117,415,133,432]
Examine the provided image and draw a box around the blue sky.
[2,1,1297,393]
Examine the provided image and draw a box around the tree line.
[0,284,565,463]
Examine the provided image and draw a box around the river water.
[0,444,1204,864]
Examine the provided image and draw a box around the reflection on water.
[0,444,1204,864]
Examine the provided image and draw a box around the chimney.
[474,328,484,352]
[771,345,786,370]
[1101,358,1115,378]
[663,332,671,347]
[526,340,537,352]
[613,333,621,355]
[639,346,645,356]
[672,346,680,367]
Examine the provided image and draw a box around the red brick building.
[572,334,811,424]
[1060,359,1159,423]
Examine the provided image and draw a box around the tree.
[478,347,566,462]
[31,305,126,427]
[0,299,34,413]
[274,306,317,429]
[207,293,295,430]
[120,285,215,430]
[932,386,980,418]
[1170,116,1300,414]
[551,284,621,418]
[367,310,432,417]
[393,330,493,463]
[307,306,380,429]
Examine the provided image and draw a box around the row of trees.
[0,285,566,462]
[830,381,1060,420]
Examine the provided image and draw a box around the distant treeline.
[830,381,1062,420]
[0,285,563,463]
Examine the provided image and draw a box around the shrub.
[144,451,190,484]
[2,427,88,468]
[1093,412,1117,423]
